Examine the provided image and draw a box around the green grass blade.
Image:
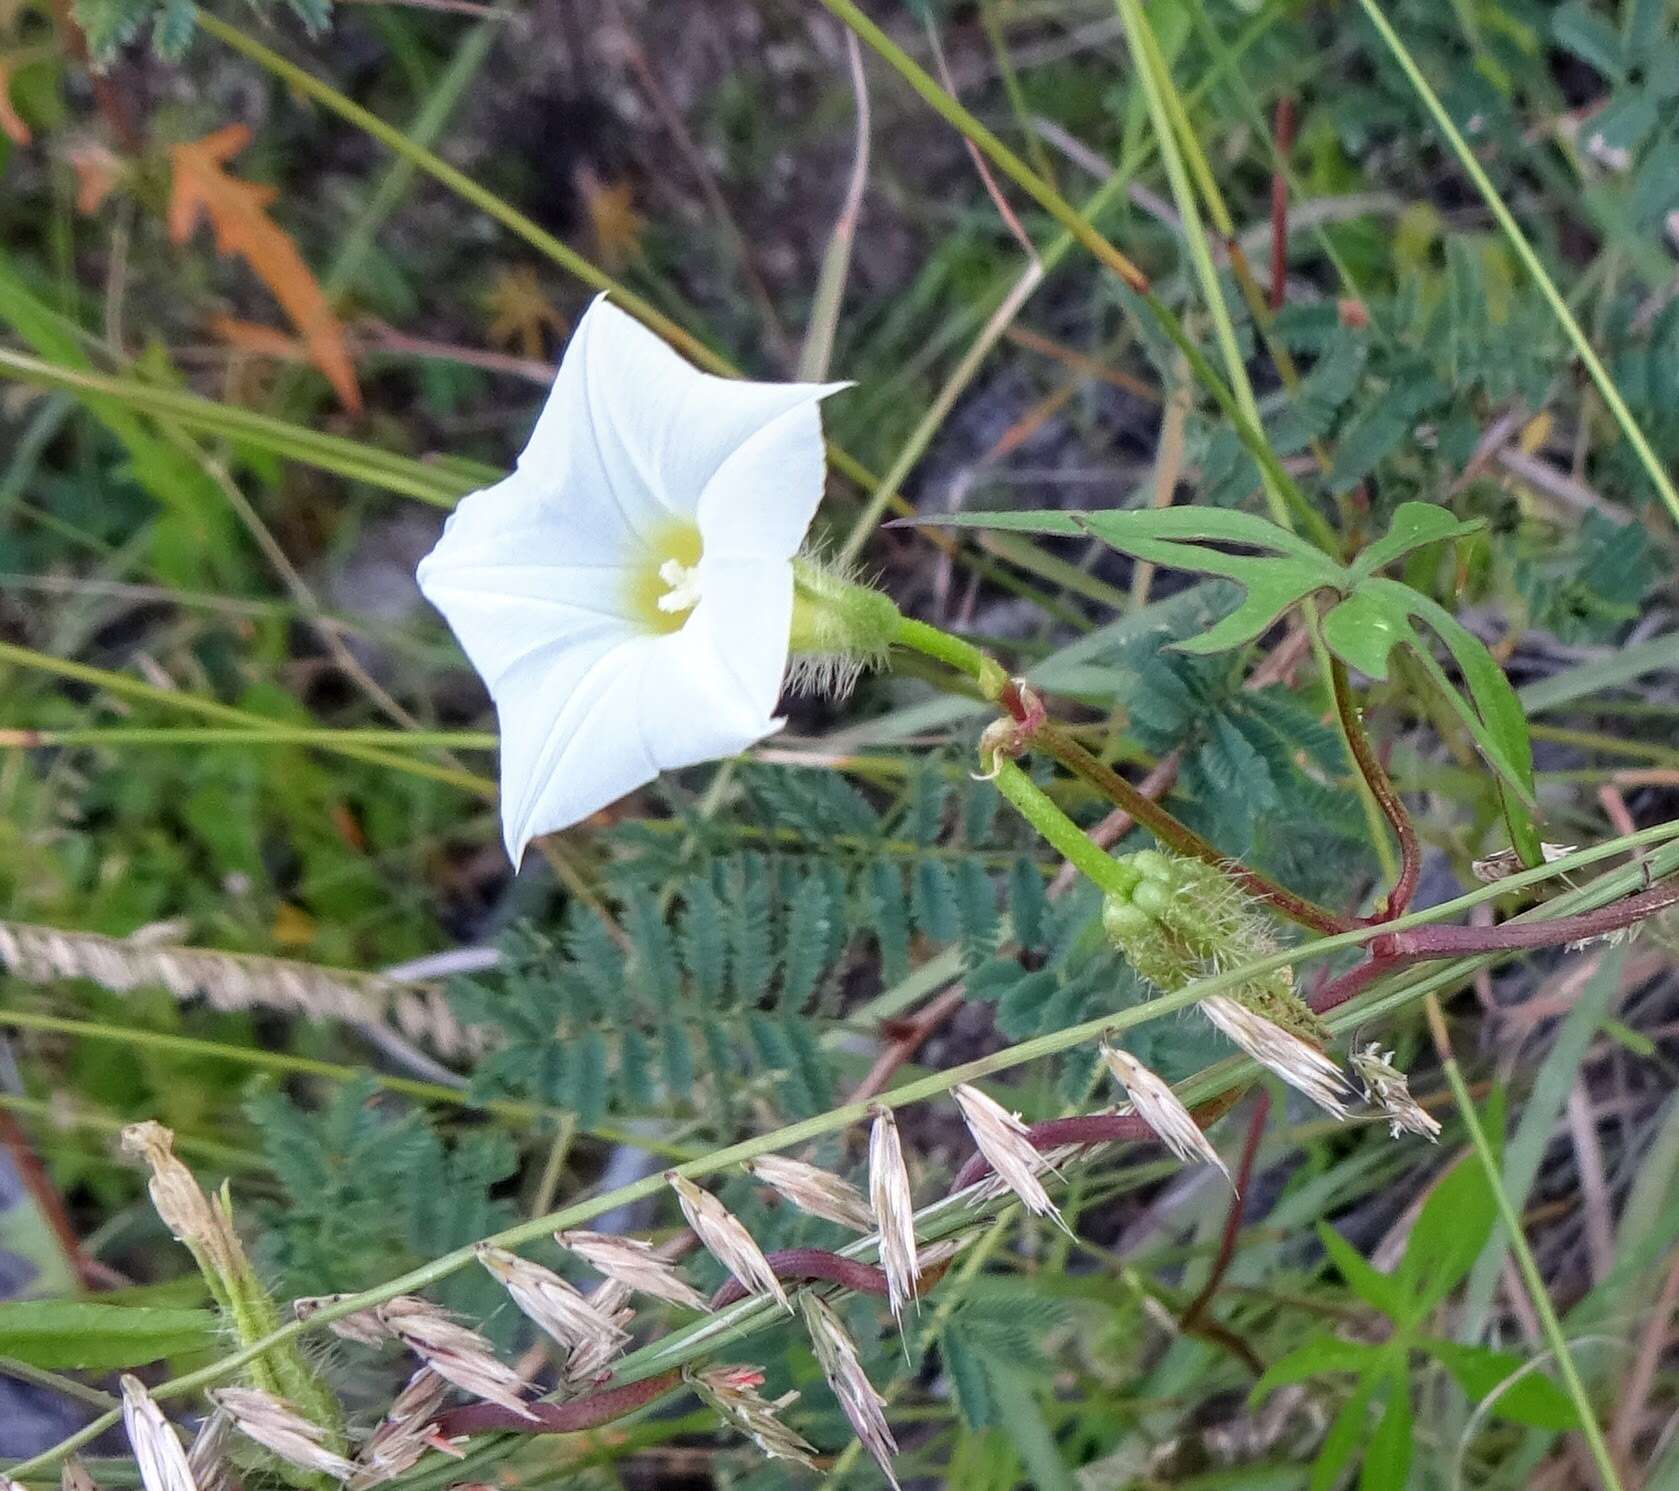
[1352,0,1679,532]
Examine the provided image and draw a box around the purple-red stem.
[709,1248,892,1310]
[1181,1090,1269,1333]
[1330,659,1421,922]
[1269,98,1295,314]
[433,1370,681,1436]
[1374,875,1679,956]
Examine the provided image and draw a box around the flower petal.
[419,561,639,693]
[525,298,845,526]
[493,635,658,861]
[697,397,838,563]
[683,557,795,728]
[420,470,641,573]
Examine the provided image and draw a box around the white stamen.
[656,558,702,614]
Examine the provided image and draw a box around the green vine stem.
[1424,995,1627,1491]
[1029,717,1355,935]
[986,760,1142,899]
[887,615,1355,935]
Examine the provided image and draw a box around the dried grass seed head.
[292,1294,392,1346]
[375,1296,534,1420]
[185,1409,233,1491]
[951,1084,1067,1231]
[867,1106,919,1322]
[350,1369,453,1489]
[1199,996,1352,1119]
[800,1294,900,1490]
[1099,1041,1232,1186]
[555,1229,708,1311]
[745,1154,874,1231]
[475,1243,631,1355]
[1351,1044,1442,1141]
[209,1387,356,1481]
[121,1376,199,1491]
[667,1172,791,1312]
[686,1364,820,1470]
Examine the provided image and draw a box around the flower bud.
[1100,850,1325,1043]
[786,557,901,697]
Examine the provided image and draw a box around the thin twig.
[1268,97,1294,313]
[1179,1089,1269,1341]
[1330,659,1421,921]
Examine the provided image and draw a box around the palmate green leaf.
[1325,580,1541,861]
[1317,1221,1408,1319]
[913,502,1537,853]
[1420,1340,1578,1430]
[941,1324,997,1429]
[1312,1371,1382,1491]
[0,1301,216,1370]
[1345,503,1482,583]
[1362,1372,1414,1491]
[1252,1336,1385,1400]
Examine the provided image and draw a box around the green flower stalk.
[1100,850,1327,1044]
[121,1124,345,1470]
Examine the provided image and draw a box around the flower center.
[656,558,702,614]
[625,518,704,634]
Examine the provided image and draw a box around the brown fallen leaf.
[0,55,30,146]
[483,265,566,361]
[576,166,645,271]
[169,124,360,412]
[210,313,308,360]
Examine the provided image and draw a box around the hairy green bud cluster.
[786,557,903,697]
[1101,850,1326,1043]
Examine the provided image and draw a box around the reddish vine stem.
[709,1249,893,1311]
[1329,659,1421,921]
[1311,874,1679,1014]
[1373,875,1679,956]
[1025,715,1355,936]
[1269,98,1295,313]
[1179,1091,1268,1337]
[949,1090,1246,1192]
[432,1370,680,1437]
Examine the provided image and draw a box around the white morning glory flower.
[417,296,844,863]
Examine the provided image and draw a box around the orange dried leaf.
[0,57,30,146]
[169,124,361,412]
[209,313,307,360]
